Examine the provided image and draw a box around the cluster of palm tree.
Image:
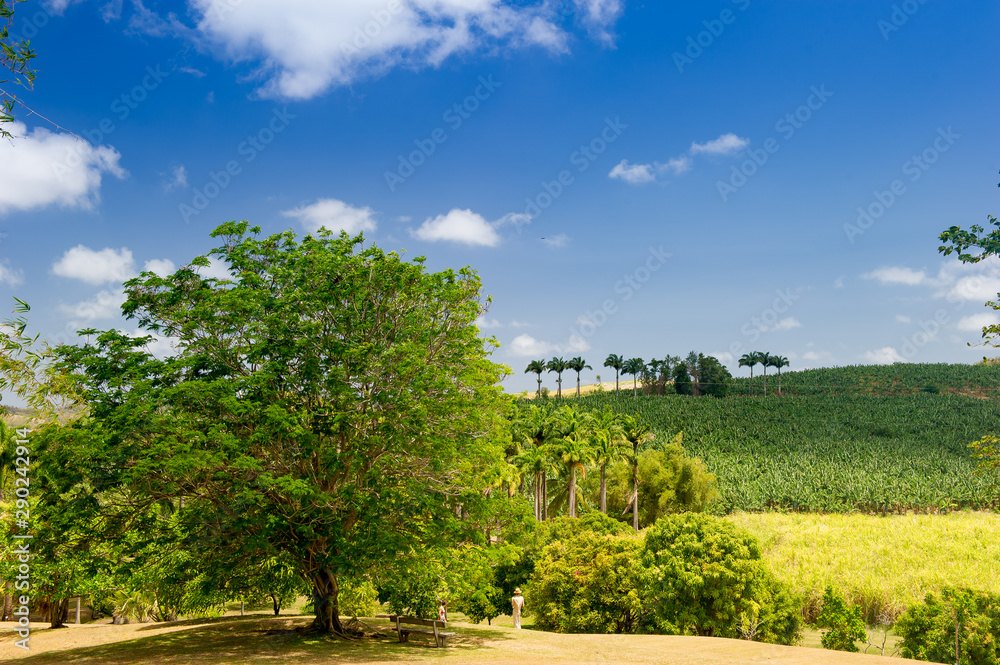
[527,353,724,398]
[524,356,592,398]
[509,404,652,531]
[737,352,790,396]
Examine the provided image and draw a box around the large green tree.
[546,357,568,398]
[50,222,510,636]
[524,359,546,398]
[567,356,591,397]
[622,357,645,397]
[603,354,623,396]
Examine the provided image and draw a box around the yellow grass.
[728,510,1000,621]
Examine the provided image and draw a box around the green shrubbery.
[815,586,865,651]
[897,587,1000,665]
[523,512,800,644]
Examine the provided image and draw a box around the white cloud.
[956,312,1000,332]
[193,257,234,281]
[185,1,621,100]
[863,347,907,364]
[0,261,23,286]
[412,209,501,247]
[772,317,802,331]
[123,328,177,357]
[475,316,503,329]
[164,165,188,191]
[896,314,912,323]
[662,156,692,175]
[510,320,531,328]
[609,159,655,184]
[802,350,834,363]
[179,66,206,78]
[283,198,377,235]
[143,259,176,277]
[833,276,845,289]
[862,266,927,286]
[541,233,570,248]
[61,289,127,323]
[508,333,589,357]
[712,351,734,364]
[0,121,125,214]
[690,133,749,156]
[52,246,135,285]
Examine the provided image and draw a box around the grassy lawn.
[730,510,1000,621]
[0,613,921,665]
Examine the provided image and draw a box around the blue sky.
[0,0,998,397]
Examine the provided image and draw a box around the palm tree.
[590,407,625,513]
[603,354,624,395]
[512,446,553,521]
[567,356,592,397]
[557,432,592,518]
[622,357,645,396]
[738,353,756,397]
[524,359,546,398]
[646,359,662,395]
[758,351,773,396]
[770,355,790,395]
[546,357,569,398]
[621,414,653,532]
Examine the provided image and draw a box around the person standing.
[511,588,525,629]
[438,599,447,626]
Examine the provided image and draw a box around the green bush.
[463,586,504,625]
[897,587,1000,665]
[815,586,865,652]
[338,576,380,617]
[528,529,648,633]
[641,513,800,645]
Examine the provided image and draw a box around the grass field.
[0,613,922,665]
[729,510,1000,623]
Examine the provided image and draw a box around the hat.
[514,588,521,593]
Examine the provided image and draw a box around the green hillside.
[569,364,1000,513]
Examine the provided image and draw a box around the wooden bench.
[390,615,456,648]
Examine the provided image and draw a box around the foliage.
[338,576,380,618]
[528,528,648,633]
[897,587,1000,665]
[672,363,692,395]
[697,354,731,398]
[48,223,510,635]
[0,0,37,138]
[731,363,1000,397]
[641,513,801,645]
[815,586,865,652]
[970,435,1000,479]
[463,585,504,624]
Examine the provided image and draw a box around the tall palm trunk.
[777,368,782,396]
[632,376,637,397]
[556,376,562,398]
[311,568,345,635]
[542,475,548,520]
[749,367,754,397]
[568,466,577,517]
[632,444,639,532]
[762,366,767,396]
[536,377,541,398]
[615,370,619,395]
[600,464,607,513]
[576,375,581,397]
[535,471,543,521]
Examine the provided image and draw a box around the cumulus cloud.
[896,314,912,323]
[61,289,127,323]
[184,0,621,99]
[164,165,188,191]
[412,209,502,247]
[609,159,655,184]
[143,259,176,277]
[0,121,125,214]
[508,333,588,357]
[0,261,23,286]
[52,246,135,285]
[770,317,802,331]
[690,133,749,155]
[862,266,927,286]
[282,198,377,235]
[956,312,1000,332]
[863,347,907,364]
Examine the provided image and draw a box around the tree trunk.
[536,377,541,398]
[576,375,581,397]
[49,597,70,628]
[600,464,607,513]
[777,369,782,396]
[270,593,281,616]
[568,466,576,517]
[615,370,619,395]
[632,444,639,532]
[632,377,637,397]
[2,581,12,621]
[535,472,543,521]
[542,475,548,520]
[749,367,754,397]
[311,569,345,635]
[557,377,562,398]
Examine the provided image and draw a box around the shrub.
[641,513,800,645]
[338,577,380,617]
[528,529,648,633]
[463,586,504,625]
[896,587,1000,665]
[815,586,865,652]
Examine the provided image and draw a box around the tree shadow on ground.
[11,616,515,665]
